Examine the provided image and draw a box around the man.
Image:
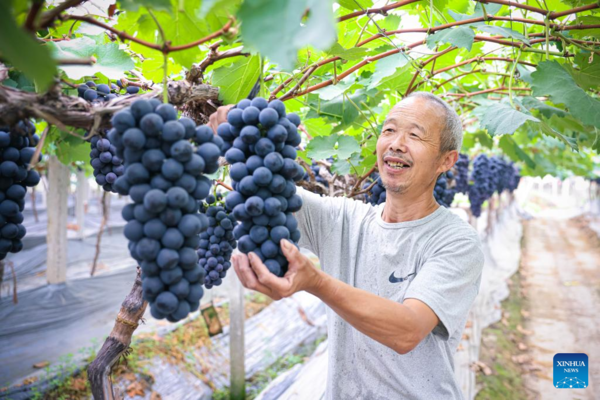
[219,92,484,399]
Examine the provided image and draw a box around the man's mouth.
[384,157,411,170]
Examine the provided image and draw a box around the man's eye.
[410,133,419,138]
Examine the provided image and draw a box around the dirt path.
[521,216,600,399]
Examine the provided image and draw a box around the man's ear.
[438,150,459,174]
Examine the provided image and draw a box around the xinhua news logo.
[553,353,588,389]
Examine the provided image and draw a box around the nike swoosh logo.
[389,272,405,283]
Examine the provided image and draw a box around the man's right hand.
[208,104,234,133]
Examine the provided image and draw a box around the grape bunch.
[363,173,386,205]
[453,153,470,194]
[89,135,124,192]
[77,80,140,103]
[468,154,495,217]
[507,164,521,192]
[0,120,42,260]
[198,198,238,289]
[433,172,456,208]
[303,159,331,188]
[217,97,304,277]
[110,98,224,322]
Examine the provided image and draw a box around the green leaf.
[314,80,354,101]
[520,96,567,119]
[426,26,475,51]
[336,135,361,159]
[239,0,336,70]
[327,43,370,61]
[368,53,410,90]
[317,90,367,126]
[48,37,135,80]
[499,135,536,169]
[531,61,600,128]
[306,134,360,160]
[118,0,172,12]
[472,24,530,44]
[306,135,338,160]
[567,16,600,39]
[478,103,540,135]
[212,55,260,104]
[516,64,533,83]
[448,3,501,21]
[0,2,57,90]
[568,52,600,91]
[337,0,373,10]
[537,120,579,151]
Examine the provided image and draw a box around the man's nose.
[389,132,408,153]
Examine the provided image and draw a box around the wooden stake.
[47,156,69,285]
[229,269,245,399]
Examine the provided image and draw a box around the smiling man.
[230,92,484,399]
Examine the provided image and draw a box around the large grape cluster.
[0,120,42,260]
[89,135,124,192]
[217,97,304,277]
[434,172,456,208]
[77,80,140,103]
[198,196,238,289]
[363,173,386,205]
[454,153,470,194]
[468,154,495,217]
[110,98,223,322]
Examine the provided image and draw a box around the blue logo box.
[553,353,588,389]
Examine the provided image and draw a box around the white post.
[230,270,245,399]
[76,170,87,240]
[47,156,69,284]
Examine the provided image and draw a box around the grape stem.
[216,180,233,191]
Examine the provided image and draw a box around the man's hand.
[208,104,234,133]
[231,240,323,300]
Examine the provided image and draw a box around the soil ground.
[520,215,600,399]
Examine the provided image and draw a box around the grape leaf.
[567,16,600,39]
[499,135,536,169]
[337,0,373,10]
[336,135,361,159]
[531,61,600,128]
[306,135,338,159]
[239,0,336,70]
[47,37,134,80]
[478,103,539,135]
[472,24,530,44]
[317,90,367,126]
[212,55,260,104]
[426,26,475,51]
[314,80,354,101]
[306,134,360,160]
[567,52,600,91]
[118,0,172,12]
[0,2,56,91]
[520,96,567,119]
[327,43,371,61]
[368,53,410,90]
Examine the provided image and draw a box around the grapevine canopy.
[2,0,600,178]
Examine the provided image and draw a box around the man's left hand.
[231,240,323,300]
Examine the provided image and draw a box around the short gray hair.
[404,91,463,153]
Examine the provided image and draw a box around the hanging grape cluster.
[433,171,456,208]
[77,80,141,104]
[89,136,124,192]
[198,193,238,289]
[217,97,304,277]
[363,173,386,205]
[111,98,222,322]
[0,120,42,260]
[453,153,470,194]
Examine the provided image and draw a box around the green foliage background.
[2,0,600,178]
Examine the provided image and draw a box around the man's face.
[376,97,453,195]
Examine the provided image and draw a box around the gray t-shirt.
[296,188,484,400]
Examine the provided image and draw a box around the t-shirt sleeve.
[403,233,484,340]
[295,187,346,259]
